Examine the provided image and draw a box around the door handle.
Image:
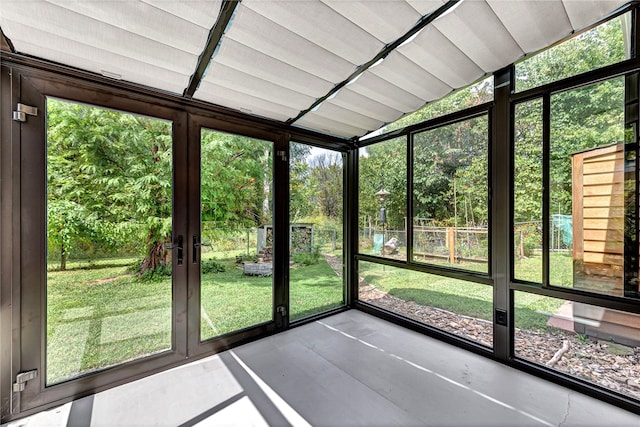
[164,235,184,266]
[193,235,212,263]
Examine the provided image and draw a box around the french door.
[13,76,189,414]
[9,79,283,416]
[186,115,285,356]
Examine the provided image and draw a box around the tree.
[289,142,313,222]
[412,116,488,226]
[47,99,172,273]
[308,152,343,219]
[358,139,407,231]
[200,130,272,227]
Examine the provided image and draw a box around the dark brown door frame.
[7,70,190,418]
[1,64,25,420]
[186,114,288,358]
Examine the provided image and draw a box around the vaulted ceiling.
[0,0,630,139]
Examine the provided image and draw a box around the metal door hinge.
[12,103,38,122]
[277,150,288,162]
[13,370,38,392]
[275,305,288,329]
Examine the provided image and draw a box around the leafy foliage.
[200,129,272,227]
[358,137,406,230]
[290,144,344,223]
[47,99,172,271]
[293,247,321,266]
[201,259,226,274]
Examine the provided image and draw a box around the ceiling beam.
[1,28,15,53]
[183,0,240,98]
[286,0,462,125]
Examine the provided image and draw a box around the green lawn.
[46,252,569,384]
[360,253,571,332]
[46,256,343,384]
[514,251,574,286]
[46,262,172,384]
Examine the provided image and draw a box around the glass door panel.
[199,129,273,341]
[289,143,345,321]
[45,98,173,384]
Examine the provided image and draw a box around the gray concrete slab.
[3,310,639,427]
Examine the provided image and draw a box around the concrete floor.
[4,310,640,426]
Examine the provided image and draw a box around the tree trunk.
[60,246,67,271]
[139,139,171,275]
[262,148,270,220]
[140,234,170,274]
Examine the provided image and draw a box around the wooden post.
[332,229,336,251]
[447,227,456,264]
[519,230,524,259]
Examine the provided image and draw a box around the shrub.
[293,248,320,266]
[139,264,172,281]
[201,259,226,274]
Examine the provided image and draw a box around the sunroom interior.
[1,0,640,424]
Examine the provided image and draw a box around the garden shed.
[572,143,627,295]
[2,0,640,424]
[571,143,640,345]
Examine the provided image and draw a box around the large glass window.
[515,13,630,92]
[550,77,629,297]
[512,73,639,406]
[512,76,636,299]
[289,143,345,321]
[46,98,173,384]
[412,116,489,273]
[514,291,639,401]
[358,137,407,260]
[359,261,492,347]
[199,129,273,341]
[514,99,544,283]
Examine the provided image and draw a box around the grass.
[46,261,172,384]
[290,261,343,321]
[513,251,573,286]
[46,251,570,384]
[46,255,343,384]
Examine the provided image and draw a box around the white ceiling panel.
[45,0,213,54]
[0,0,630,139]
[295,114,370,139]
[397,25,485,89]
[1,1,199,75]
[311,102,385,132]
[487,0,572,54]
[322,0,422,44]
[223,4,357,82]
[140,0,221,29]
[562,0,628,30]
[433,0,524,72]
[406,0,448,15]
[197,81,300,122]
[243,0,383,64]
[204,38,335,99]
[369,53,452,102]
[201,62,315,111]
[327,88,404,123]
[7,35,188,94]
[346,72,426,114]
